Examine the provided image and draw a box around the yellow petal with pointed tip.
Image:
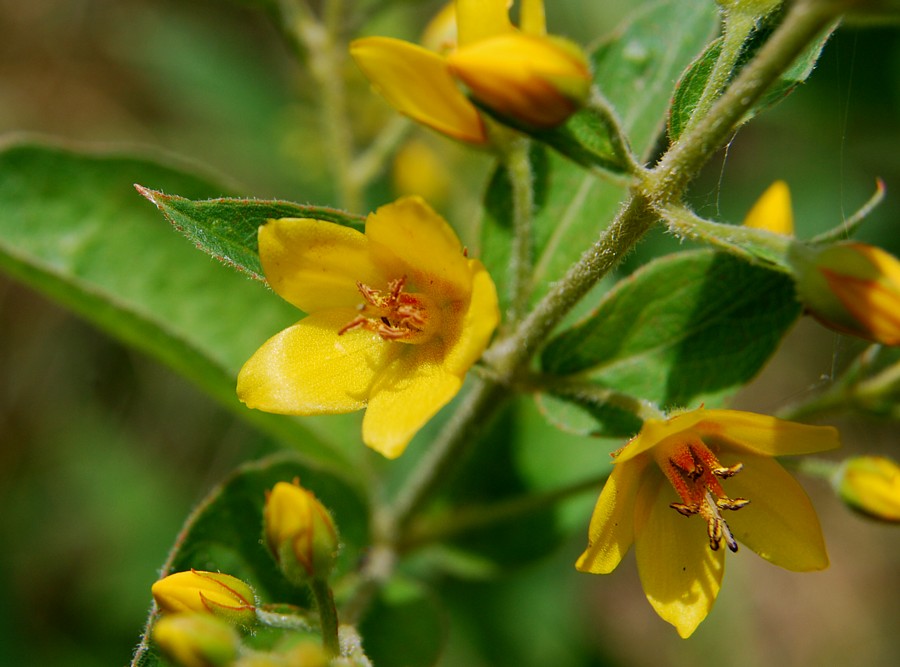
[744,180,794,236]
[635,472,725,639]
[237,309,392,414]
[350,37,486,144]
[576,456,648,574]
[455,0,513,45]
[259,218,385,313]
[696,409,840,457]
[366,196,472,301]
[722,452,829,571]
[362,348,462,458]
[442,259,500,375]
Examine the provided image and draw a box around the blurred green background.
[1,0,899,665]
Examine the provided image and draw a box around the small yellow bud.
[743,180,794,236]
[152,570,257,628]
[152,613,240,667]
[835,456,900,522]
[446,32,591,128]
[791,242,900,345]
[392,139,452,205]
[264,480,340,584]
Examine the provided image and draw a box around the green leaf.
[540,250,801,420]
[357,577,447,667]
[479,0,721,309]
[668,13,836,141]
[136,187,364,281]
[0,139,359,466]
[131,452,370,667]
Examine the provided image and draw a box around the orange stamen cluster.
[660,439,749,552]
[339,276,431,341]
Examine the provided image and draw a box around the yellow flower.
[152,614,240,667]
[743,180,794,236]
[834,455,900,522]
[152,570,257,628]
[350,0,587,142]
[576,407,839,638]
[793,242,900,346]
[237,196,499,458]
[264,480,339,583]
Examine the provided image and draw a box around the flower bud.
[153,613,240,667]
[834,456,900,522]
[446,32,591,128]
[790,242,900,346]
[152,570,257,628]
[743,180,794,236]
[264,480,340,584]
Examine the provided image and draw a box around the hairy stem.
[310,577,341,656]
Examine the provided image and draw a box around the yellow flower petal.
[456,0,514,46]
[697,409,840,457]
[237,309,392,414]
[722,452,829,571]
[616,410,709,463]
[442,259,500,375]
[362,349,462,458]
[259,218,385,313]
[519,0,547,35]
[576,456,648,574]
[743,180,794,236]
[350,37,486,144]
[366,196,472,301]
[635,472,725,639]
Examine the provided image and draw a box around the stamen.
[338,276,434,342]
[660,439,749,553]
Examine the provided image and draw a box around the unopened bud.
[446,32,591,128]
[743,180,794,236]
[152,570,257,628]
[152,613,240,667]
[834,456,900,522]
[264,480,340,584]
[790,242,900,346]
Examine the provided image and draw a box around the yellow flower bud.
[835,456,900,522]
[446,32,591,129]
[152,570,257,628]
[264,480,340,584]
[791,242,900,345]
[152,613,240,667]
[392,139,452,206]
[743,180,794,236]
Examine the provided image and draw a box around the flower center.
[338,276,437,343]
[657,439,749,552]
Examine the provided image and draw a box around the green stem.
[537,375,666,422]
[484,193,657,376]
[650,0,835,202]
[400,473,609,551]
[681,10,757,138]
[503,138,536,323]
[255,607,313,631]
[310,577,341,656]
[660,201,794,269]
[288,0,360,212]
[349,115,411,191]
